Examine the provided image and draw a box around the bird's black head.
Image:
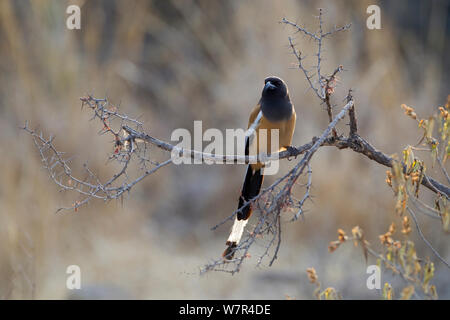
[260,76,293,122]
[262,76,289,100]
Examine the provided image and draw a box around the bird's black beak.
[264,81,276,91]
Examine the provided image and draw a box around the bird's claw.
[286,146,298,161]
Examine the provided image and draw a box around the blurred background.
[0,0,449,299]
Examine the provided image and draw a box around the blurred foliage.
[327,98,449,299]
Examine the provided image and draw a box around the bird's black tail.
[238,165,264,220]
[223,165,264,260]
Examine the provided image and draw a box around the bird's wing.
[247,103,262,129]
[282,108,296,148]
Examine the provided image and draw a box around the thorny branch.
[23,97,173,212]
[121,115,450,198]
[284,11,349,138]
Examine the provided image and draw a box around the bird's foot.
[286,146,298,160]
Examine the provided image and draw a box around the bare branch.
[437,156,450,185]
[281,18,320,41]
[291,164,312,221]
[288,36,324,100]
[23,97,173,212]
[407,207,450,269]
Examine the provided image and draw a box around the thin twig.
[407,207,450,269]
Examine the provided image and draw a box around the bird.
[222,76,296,260]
